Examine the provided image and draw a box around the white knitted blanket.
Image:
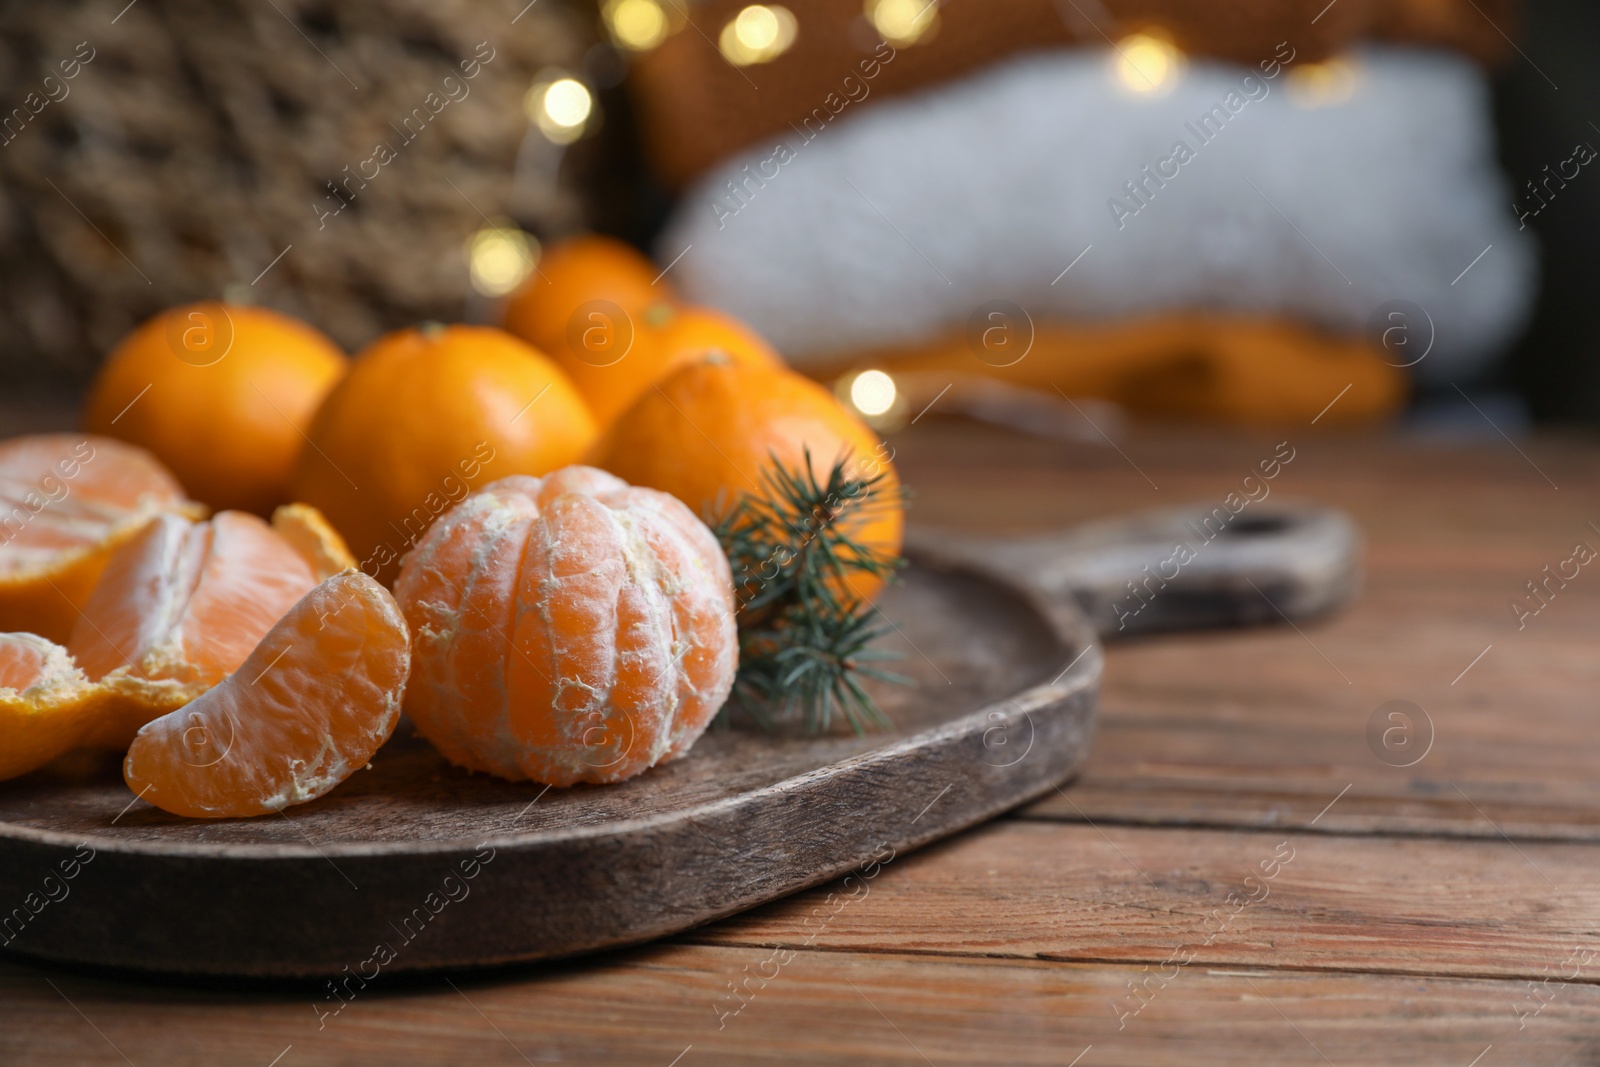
[660,46,1535,384]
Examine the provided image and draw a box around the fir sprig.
[711,449,909,734]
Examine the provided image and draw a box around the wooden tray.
[0,502,1358,980]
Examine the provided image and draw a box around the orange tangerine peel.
[0,632,107,781]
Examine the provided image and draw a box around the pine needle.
[710,448,909,734]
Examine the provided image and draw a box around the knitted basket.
[0,0,612,389]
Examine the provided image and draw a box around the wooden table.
[6,420,1600,1065]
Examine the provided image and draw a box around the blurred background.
[0,0,1593,432]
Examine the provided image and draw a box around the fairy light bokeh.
[467,225,537,297]
[718,5,798,66]
[603,0,670,51]
[1113,32,1182,96]
[866,0,939,46]
[1287,56,1362,108]
[526,77,594,144]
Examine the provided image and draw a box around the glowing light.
[603,0,669,51]
[467,224,538,297]
[866,0,939,46]
[526,77,594,144]
[736,5,781,49]
[718,5,798,66]
[542,79,593,128]
[1113,33,1181,96]
[850,369,898,417]
[1287,56,1360,108]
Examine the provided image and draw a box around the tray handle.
[905,502,1361,639]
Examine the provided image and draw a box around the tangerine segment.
[270,503,358,579]
[395,468,737,787]
[0,632,103,781]
[0,434,202,642]
[123,571,410,819]
[390,479,541,780]
[67,508,334,748]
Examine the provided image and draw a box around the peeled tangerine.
[124,571,410,819]
[0,501,359,784]
[394,467,737,786]
[0,632,105,781]
[0,434,202,643]
[68,504,357,749]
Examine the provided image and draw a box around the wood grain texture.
[5,413,1600,1064]
[691,820,1600,981]
[5,945,1595,1067]
[895,425,1600,841]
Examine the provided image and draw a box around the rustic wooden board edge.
[0,551,1104,980]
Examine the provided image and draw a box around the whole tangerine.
[502,234,664,365]
[590,357,903,605]
[393,467,737,786]
[290,324,597,585]
[84,303,347,515]
[556,301,784,428]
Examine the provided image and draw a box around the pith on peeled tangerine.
[394,467,738,787]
